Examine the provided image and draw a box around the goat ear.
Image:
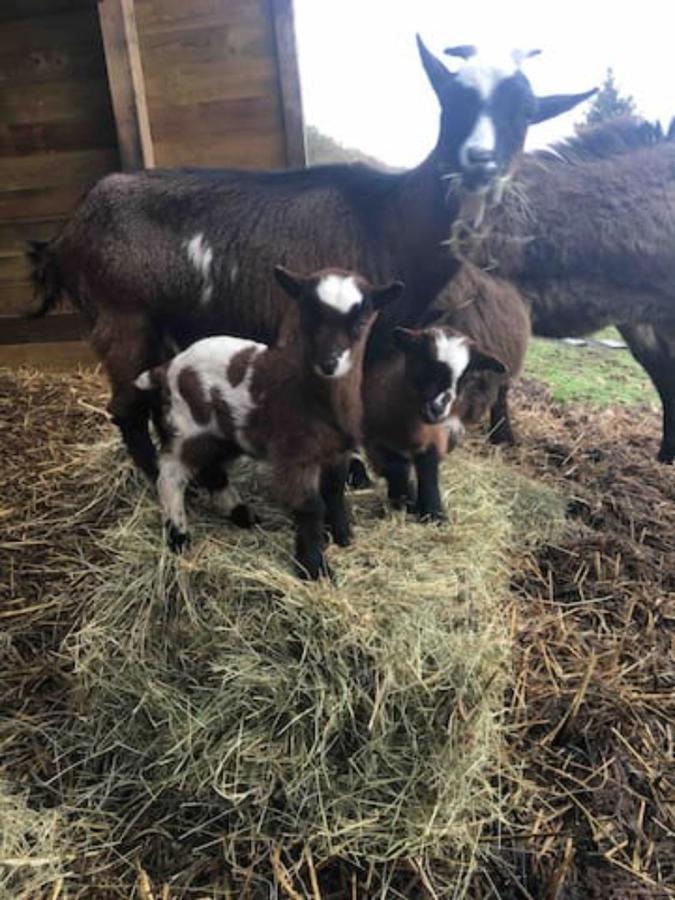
[417,307,445,328]
[530,88,597,124]
[370,280,404,310]
[417,34,455,102]
[444,45,477,61]
[273,265,305,299]
[468,344,508,374]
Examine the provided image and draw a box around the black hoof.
[331,525,352,548]
[295,557,334,581]
[657,447,674,464]
[230,503,258,528]
[489,425,516,446]
[417,509,447,525]
[166,521,190,553]
[347,457,373,490]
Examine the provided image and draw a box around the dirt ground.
[1,367,673,898]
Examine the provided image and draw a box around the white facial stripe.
[316,274,363,314]
[456,56,516,101]
[434,331,471,383]
[460,113,497,167]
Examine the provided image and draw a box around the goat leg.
[321,458,352,546]
[157,455,191,552]
[488,384,516,445]
[378,448,416,512]
[413,445,446,523]
[292,493,332,580]
[346,451,374,490]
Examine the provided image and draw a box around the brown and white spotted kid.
[135,266,402,579]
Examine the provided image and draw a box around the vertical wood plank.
[98,0,154,169]
[270,0,306,168]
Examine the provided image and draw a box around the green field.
[524,328,658,407]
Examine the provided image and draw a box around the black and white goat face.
[417,37,596,194]
[394,326,506,425]
[274,266,403,379]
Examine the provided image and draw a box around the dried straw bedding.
[1,368,672,898]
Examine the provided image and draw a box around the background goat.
[135,266,402,579]
[27,37,594,479]
[479,117,675,462]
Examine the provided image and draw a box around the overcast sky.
[293,0,673,168]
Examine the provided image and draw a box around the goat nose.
[466,147,496,166]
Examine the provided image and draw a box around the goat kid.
[135,267,402,579]
[363,326,506,521]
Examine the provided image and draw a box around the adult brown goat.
[480,117,675,462]
[26,37,593,479]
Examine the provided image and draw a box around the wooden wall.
[0,0,305,369]
[0,0,119,367]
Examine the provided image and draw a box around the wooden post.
[270,0,306,168]
[98,0,154,170]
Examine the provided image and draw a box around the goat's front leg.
[276,462,330,580]
[157,455,191,551]
[321,458,352,547]
[378,448,415,512]
[413,445,446,523]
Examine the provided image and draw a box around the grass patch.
[524,328,657,407]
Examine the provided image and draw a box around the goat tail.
[134,370,154,392]
[25,239,64,318]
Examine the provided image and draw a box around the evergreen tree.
[581,67,637,127]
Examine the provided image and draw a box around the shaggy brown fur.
[436,262,531,443]
[476,117,675,461]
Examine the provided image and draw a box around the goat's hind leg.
[321,457,352,547]
[157,456,191,552]
[488,383,516,445]
[91,312,162,481]
[199,460,257,528]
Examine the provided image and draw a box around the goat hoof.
[166,522,190,553]
[657,447,675,464]
[417,510,447,525]
[332,527,352,548]
[347,457,373,490]
[295,556,334,581]
[489,427,516,446]
[230,503,258,528]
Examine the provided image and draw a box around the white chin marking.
[316,274,362,314]
[434,331,470,382]
[333,349,352,377]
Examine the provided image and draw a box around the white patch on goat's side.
[316,274,362,314]
[229,262,239,285]
[184,233,214,306]
[166,336,266,452]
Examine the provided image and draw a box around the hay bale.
[1,368,564,896]
[48,443,559,897]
